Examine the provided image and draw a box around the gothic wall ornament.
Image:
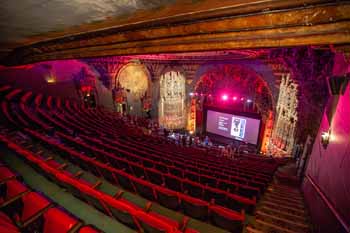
[159,70,186,129]
[270,73,298,156]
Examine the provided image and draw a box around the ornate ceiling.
[0,0,349,66]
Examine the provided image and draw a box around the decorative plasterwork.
[270,73,298,155]
[159,71,186,129]
[2,2,349,66]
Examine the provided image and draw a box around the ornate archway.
[116,62,151,116]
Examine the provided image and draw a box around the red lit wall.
[303,83,350,233]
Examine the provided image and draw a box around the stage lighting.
[240,97,244,101]
[189,92,194,96]
[247,99,252,103]
[233,96,237,101]
[222,94,228,101]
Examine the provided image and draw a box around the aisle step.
[254,219,302,233]
[269,185,300,194]
[263,197,305,210]
[264,193,304,205]
[262,200,306,216]
[246,226,264,233]
[256,211,309,233]
[260,206,307,223]
[265,189,303,200]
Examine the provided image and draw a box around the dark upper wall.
[0,60,114,109]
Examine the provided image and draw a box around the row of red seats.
[0,161,101,233]
[54,131,257,207]
[59,132,261,201]
[23,129,246,232]
[23,105,264,196]
[6,94,260,209]
[0,134,193,233]
[96,135,268,189]
[64,106,274,179]
[51,107,270,186]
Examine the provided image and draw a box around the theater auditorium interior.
[0,1,349,233]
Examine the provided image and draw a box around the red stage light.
[222,94,228,101]
[233,96,237,101]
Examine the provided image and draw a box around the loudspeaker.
[328,75,349,95]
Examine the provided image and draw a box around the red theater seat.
[136,211,178,233]
[108,200,140,230]
[42,207,82,233]
[184,171,200,183]
[179,194,209,221]
[0,180,29,207]
[155,186,180,210]
[0,166,17,183]
[183,180,204,199]
[130,163,145,178]
[164,174,182,192]
[203,187,227,206]
[145,168,164,185]
[78,225,103,233]
[0,211,20,233]
[133,178,157,201]
[209,205,244,233]
[114,172,135,192]
[6,192,52,227]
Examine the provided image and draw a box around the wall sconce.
[321,130,331,149]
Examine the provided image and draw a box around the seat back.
[155,187,180,210]
[80,191,109,216]
[209,206,244,233]
[136,212,177,233]
[0,179,28,204]
[0,167,16,183]
[180,195,208,221]
[108,203,138,229]
[78,225,103,233]
[164,175,182,192]
[203,188,226,206]
[133,179,156,201]
[183,181,203,198]
[19,192,51,223]
[43,207,81,233]
[114,172,135,192]
[146,169,163,185]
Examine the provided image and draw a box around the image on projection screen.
[206,110,260,145]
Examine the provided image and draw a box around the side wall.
[303,82,350,233]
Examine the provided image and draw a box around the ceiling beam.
[2,1,350,66]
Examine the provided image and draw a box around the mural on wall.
[159,71,186,129]
[116,62,150,116]
[269,73,298,156]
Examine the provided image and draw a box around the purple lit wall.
[0,60,114,109]
[303,63,350,232]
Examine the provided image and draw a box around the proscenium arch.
[192,60,277,112]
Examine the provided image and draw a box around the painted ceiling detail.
[1,1,348,66]
[0,0,174,43]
